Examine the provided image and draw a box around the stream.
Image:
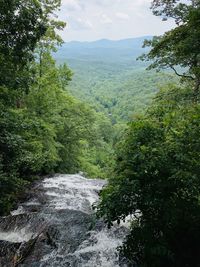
[0,174,131,267]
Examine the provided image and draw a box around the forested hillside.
[55,38,176,122]
[97,1,200,266]
[0,0,115,215]
[1,0,200,266]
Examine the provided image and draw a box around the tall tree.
[140,0,200,98]
[97,1,200,266]
[0,0,47,90]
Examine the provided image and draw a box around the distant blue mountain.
[55,36,152,63]
[54,35,173,122]
[62,36,152,49]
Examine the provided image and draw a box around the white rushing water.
[70,230,123,267]
[43,174,106,213]
[0,228,34,243]
[0,174,130,267]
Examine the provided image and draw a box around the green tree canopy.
[97,1,200,266]
[96,85,200,267]
[140,0,200,98]
[0,0,47,90]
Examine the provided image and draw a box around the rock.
[0,174,130,267]
[0,240,21,267]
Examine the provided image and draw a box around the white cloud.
[101,14,113,24]
[62,0,82,11]
[115,12,130,20]
[59,0,175,41]
[68,16,93,30]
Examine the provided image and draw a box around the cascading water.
[0,174,131,267]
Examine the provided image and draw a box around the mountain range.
[54,36,174,122]
[55,36,152,64]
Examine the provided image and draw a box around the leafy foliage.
[0,0,47,90]
[96,85,200,266]
[140,0,200,97]
[96,2,200,266]
[0,0,114,215]
[55,38,178,124]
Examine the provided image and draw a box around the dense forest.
[0,0,200,266]
[55,37,177,122]
[0,0,114,215]
[96,0,200,266]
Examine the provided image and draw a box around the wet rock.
[0,240,21,267]
[17,233,55,266]
[0,174,130,267]
[13,235,40,266]
[0,213,45,233]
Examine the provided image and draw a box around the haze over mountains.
[58,36,152,50]
[56,36,152,63]
[55,36,174,122]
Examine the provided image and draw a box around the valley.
[55,37,176,123]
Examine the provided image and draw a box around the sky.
[58,0,175,42]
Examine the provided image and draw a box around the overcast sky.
[58,0,175,42]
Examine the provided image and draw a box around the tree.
[140,0,200,98]
[58,63,73,90]
[35,0,66,81]
[0,0,81,215]
[0,0,47,90]
[96,1,200,265]
[96,85,200,267]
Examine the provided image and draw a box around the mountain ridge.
[55,36,152,63]
[62,36,152,49]
[54,35,173,123]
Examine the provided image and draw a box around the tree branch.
[169,65,195,80]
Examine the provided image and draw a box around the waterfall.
[0,174,131,267]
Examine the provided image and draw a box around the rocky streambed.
[0,174,132,267]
